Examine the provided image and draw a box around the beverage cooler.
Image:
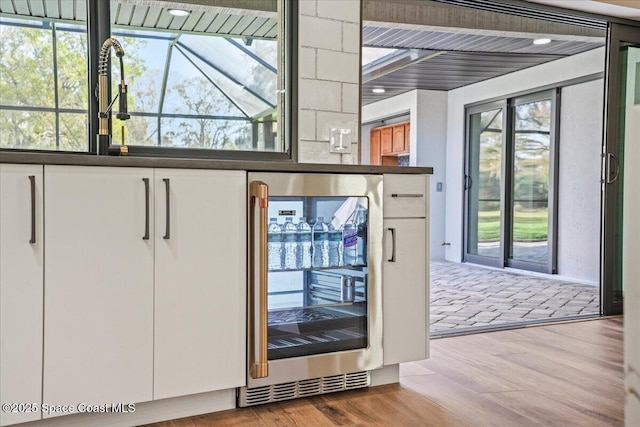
[240,173,383,405]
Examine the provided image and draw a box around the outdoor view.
[511,99,552,264]
[467,107,503,259]
[0,3,279,152]
[467,99,551,265]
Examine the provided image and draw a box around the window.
[0,18,88,150]
[0,0,290,157]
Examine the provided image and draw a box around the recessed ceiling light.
[372,87,386,94]
[533,38,551,45]
[168,9,190,17]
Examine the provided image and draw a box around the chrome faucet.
[96,37,130,155]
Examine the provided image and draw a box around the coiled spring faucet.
[97,37,130,155]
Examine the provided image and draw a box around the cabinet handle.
[249,181,269,379]
[163,178,170,239]
[142,178,150,240]
[29,175,36,244]
[388,227,396,262]
[391,193,423,198]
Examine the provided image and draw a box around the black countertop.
[0,151,433,175]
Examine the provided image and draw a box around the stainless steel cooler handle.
[249,181,269,379]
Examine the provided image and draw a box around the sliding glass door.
[601,24,640,316]
[507,92,559,273]
[465,102,506,267]
[464,91,558,274]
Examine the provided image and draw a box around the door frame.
[463,90,560,274]
[601,23,640,316]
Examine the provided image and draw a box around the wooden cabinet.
[370,121,410,166]
[392,124,405,153]
[382,174,429,365]
[43,166,155,414]
[154,169,246,399]
[381,127,393,155]
[370,129,381,165]
[0,164,43,426]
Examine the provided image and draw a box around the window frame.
[0,0,296,160]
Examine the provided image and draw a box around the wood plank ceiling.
[361,23,605,104]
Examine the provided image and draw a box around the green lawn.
[477,208,548,241]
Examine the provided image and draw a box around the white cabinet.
[154,169,246,399]
[43,166,154,413]
[0,164,43,426]
[625,105,640,427]
[382,174,429,365]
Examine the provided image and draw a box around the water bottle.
[354,207,368,265]
[328,217,343,267]
[282,217,298,270]
[312,217,329,268]
[267,218,283,271]
[296,217,312,269]
[342,219,358,265]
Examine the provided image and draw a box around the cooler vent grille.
[239,371,370,407]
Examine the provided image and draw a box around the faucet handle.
[116,82,130,121]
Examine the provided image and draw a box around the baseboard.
[370,364,400,386]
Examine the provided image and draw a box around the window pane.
[56,24,89,110]
[160,117,252,149]
[110,0,282,153]
[511,100,552,265]
[59,113,88,151]
[0,110,56,149]
[0,16,88,152]
[0,18,55,107]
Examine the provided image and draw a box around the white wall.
[445,47,606,276]
[557,79,603,284]
[362,89,448,259]
[297,0,361,164]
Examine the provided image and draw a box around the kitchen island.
[0,151,431,427]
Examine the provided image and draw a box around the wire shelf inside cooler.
[267,306,367,360]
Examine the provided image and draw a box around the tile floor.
[430,261,599,334]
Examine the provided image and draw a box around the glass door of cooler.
[266,196,369,360]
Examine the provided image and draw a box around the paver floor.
[430,261,599,334]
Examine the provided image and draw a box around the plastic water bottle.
[328,217,343,267]
[282,217,298,270]
[296,217,312,269]
[267,218,283,271]
[312,217,329,268]
[342,219,358,265]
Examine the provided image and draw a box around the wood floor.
[146,317,623,427]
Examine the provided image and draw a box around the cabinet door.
[392,124,405,153]
[383,218,428,365]
[381,127,393,155]
[404,123,410,153]
[370,129,381,165]
[0,164,43,426]
[154,169,246,400]
[43,166,154,414]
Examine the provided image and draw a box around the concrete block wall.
[298,0,361,164]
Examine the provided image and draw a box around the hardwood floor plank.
[143,318,623,427]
